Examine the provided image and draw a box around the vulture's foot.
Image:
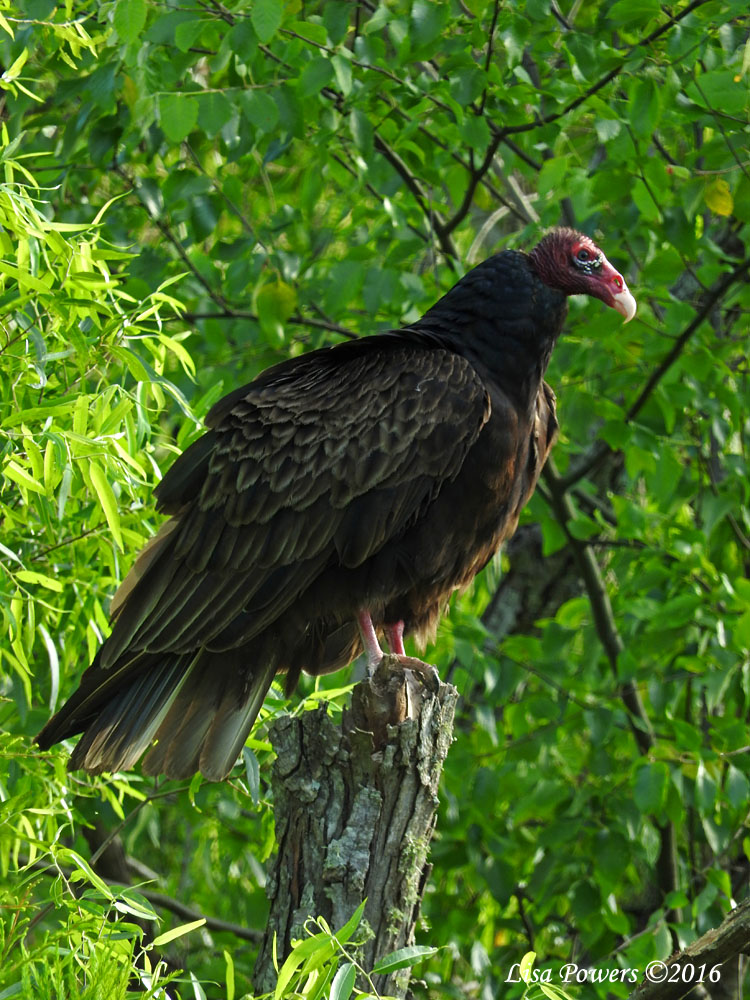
[353,610,440,744]
[383,653,440,694]
[349,651,441,747]
[357,610,440,692]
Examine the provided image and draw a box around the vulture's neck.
[413,250,568,413]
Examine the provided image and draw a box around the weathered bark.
[254,667,458,997]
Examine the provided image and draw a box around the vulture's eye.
[576,248,590,261]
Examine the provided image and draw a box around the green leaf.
[331,54,353,96]
[89,461,123,550]
[450,67,486,106]
[60,849,114,899]
[632,178,660,221]
[174,19,206,53]
[518,951,536,983]
[633,761,670,815]
[151,919,206,948]
[705,179,733,216]
[372,945,438,974]
[689,70,749,116]
[595,118,621,142]
[114,890,158,921]
[0,259,51,294]
[242,747,260,805]
[251,0,283,43]
[410,0,447,51]
[628,78,661,135]
[274,935,335,1000]
[57,464,73,520]
[189,972,207,1000]
[114,0,147,43]
[350,109,373,156]
[3,461,46,494]
[113,898,156,919]
[256,279,297,343]
[334,899,366,945]
[16,570,63,593]
[299,57,334,97]
[240,91,279,134]
[695,762,717,814]
[736,608,750,649]
[537,156,570,196]
[458,115,490,150]
[197,92,234,138]
[526,0,551,17]
[289,20,328,46]
[224,950,235,1000]
[555,597,589,629]
[540,983,576,1000]
[329,962,356,1000]
[159,94,199,144]
[608,0,660,27]
[0,540,22,565]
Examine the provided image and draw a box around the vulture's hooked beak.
[613,286,637,323]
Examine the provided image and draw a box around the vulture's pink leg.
[385,621,405,656]
[357,610,385,675]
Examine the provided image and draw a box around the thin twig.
[112,166,230,314]
[478,0,502,115]
[180,309,360,340]
[440,132,504,239]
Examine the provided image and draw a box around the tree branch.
[139,889,263,944]
[495,0,713,138]
[625,254,750,425]
[371,134,458,260]
[542,457,684,927]
[112,165,230,314]
[439,132,504,239]
[478,0,502,115]
[22,857,263,944]
[629,898,750,1000]
[559,251,750,492]
[541,459,654,754]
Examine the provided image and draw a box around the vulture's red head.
[528,228,636,322]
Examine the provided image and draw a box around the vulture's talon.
[394,654,440,694]
[419,665,441,695]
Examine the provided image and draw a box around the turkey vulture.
[37,228,636,781]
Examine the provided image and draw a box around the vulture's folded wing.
[100,336,491,666]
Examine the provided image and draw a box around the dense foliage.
[2,0,750,997]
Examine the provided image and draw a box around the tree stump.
[253,663,458,998]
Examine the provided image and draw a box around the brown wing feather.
[100,339,490,667]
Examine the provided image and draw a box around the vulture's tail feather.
[200,658,278,781]
[66,655,196,775]
[142,653,278,781]
[136,651,277,781]
[40,646,279,781]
